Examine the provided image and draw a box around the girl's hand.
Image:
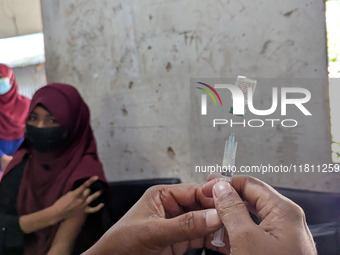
[52,176,104,220]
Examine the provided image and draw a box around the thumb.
[213,181,255,233]
[158,209,222,246]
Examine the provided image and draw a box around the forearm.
[0,149,5,158]
[0,152,5,170]
[19,206,62,234]
[47,212,86,255]
[47,242,73,255]
[0,153,13,171]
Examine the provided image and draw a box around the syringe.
[211,133,237,247]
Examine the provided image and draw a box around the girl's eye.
[48,118,57,124]
[28,115,37,121]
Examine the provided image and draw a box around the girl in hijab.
[0,64,30,175]
[0,83,110,255]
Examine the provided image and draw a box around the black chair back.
[274,187,340,255]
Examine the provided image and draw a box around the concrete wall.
[40,0,338,192]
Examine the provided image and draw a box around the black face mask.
[25,125,68,152]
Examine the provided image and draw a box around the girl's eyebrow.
[30,112,54,117]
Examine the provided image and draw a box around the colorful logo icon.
[196,82,223,115]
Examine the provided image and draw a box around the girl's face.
[27,106,61,128]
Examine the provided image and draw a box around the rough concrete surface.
[40,0,338,192]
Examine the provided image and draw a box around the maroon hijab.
[4,83,107,255]
[0,64,30,140]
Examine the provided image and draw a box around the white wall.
[0,0,42,38]
[40,0,338,192]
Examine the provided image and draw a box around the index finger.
[202,177,222,197]
[170,184,214,211]
[146,184,214,218]
[74,176,99,196]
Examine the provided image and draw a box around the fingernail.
[202,178,219,189]
[213,181,232,197]
[206,209,221,228]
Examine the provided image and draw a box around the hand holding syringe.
[211,133,237,247]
